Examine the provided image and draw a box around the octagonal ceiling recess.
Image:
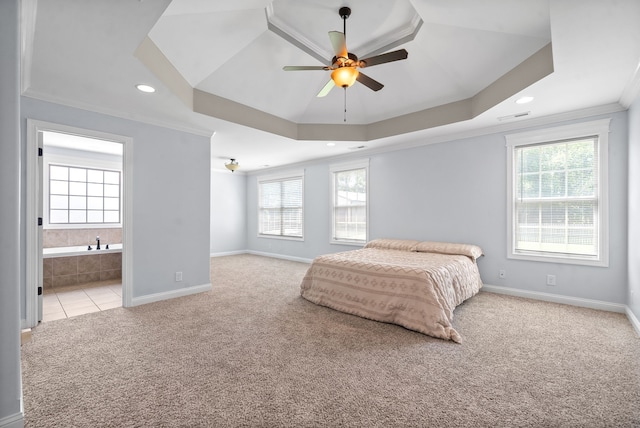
[139,0,553,142]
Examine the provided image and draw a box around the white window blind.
[506,119,609,266]
[258,172,303,239]
[331,160,368,244]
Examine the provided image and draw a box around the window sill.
[508,252,608,267]
[45,224,122,230]
[257,234,304,242]
[330,239,366,247]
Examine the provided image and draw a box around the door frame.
[25,119,134,328]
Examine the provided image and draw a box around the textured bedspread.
[300,248,483,343]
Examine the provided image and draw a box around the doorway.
[42,131,123,321]
[26,120,133,328]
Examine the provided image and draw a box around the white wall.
[210,169,247,255]
[246,110,629,305]
[20,97,212,308]
[0,0,24,426]
[628,95,640,321]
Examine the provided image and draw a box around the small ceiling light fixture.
[225,158,239,172]
[136,84,155,93]
[516,96,534,104]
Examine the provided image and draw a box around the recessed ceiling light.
[327,142,336,146]
[136,84,155,93]
[516,96,534,104]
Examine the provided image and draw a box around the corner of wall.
[626,306,640,337]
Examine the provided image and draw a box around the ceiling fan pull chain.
[344,87,347,122]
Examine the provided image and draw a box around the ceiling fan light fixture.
[331,67,359,88]
[225,158,239,172]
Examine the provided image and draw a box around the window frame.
[257,170,304,241]
[43,151,123,230]
[505,119,610,267]
[330,159,369,246]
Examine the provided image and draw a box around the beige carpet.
[21,254,640,427]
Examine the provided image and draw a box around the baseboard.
[130,283,212,307]
[246,250,313,264]
[0,412,24,428]
[210,250,247,258]
[482,284,627,313]
[211,249,313,264]
[626,306,640,337]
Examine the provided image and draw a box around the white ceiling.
[22,0,640,172]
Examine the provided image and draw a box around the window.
[258,171,304,239]
[49,164,121,225]
[506,119,609,266]
[331,159,369,244]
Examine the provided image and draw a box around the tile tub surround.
[43,251,121,290]
[43,227,122,248]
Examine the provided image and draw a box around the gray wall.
[0,0,24,425]
[210,169,247,254]
[20,97,212,306]
[628,94,640,320]
[246,111,629,305]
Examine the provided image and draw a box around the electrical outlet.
[546,274,556,286]
[499,270,506,279]
[175,271,183,282]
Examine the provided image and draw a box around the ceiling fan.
[283,6,409,98]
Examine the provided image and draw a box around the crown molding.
[265,4,330,65]
[359,13,423,60]
[20,0,37,94]
[191,43,553,143]
[265,3,423,65]
[620,56,640,108]
[21,90,214,138]
[247,102,625,175]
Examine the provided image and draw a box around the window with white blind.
[258,171,304,239]
[49,164,121,225]
[330,159,368,245]
[506,119,609,266]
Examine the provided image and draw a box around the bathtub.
[43,243,123,258]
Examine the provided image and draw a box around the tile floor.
[42,280,122,322]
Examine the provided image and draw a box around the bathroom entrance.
[26,120,132,327]
[41,131,123,321]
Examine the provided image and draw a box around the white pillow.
[364,239,420,252]
[415,241,484,261]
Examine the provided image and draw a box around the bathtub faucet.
[96,236,101,250]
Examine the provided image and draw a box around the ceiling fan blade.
[283,66,328,71]
[328,31,347,58]
[356,72,384,92]
[316,79,335,98]
[359,49,408,68]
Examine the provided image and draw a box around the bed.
[300,239,484,343]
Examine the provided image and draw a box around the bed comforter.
[300,241,483,343]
